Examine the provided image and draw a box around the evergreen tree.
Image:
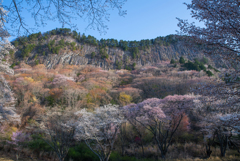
[179,56,185,64]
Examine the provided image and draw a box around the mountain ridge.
[8,28,229,70]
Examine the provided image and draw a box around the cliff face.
[23,41,226,70]
[11,34,229,70]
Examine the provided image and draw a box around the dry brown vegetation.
[4,61,217,126]
[1,61,239,161]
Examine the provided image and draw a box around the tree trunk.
[160,149,167,159]
[220,146,226,157]
[140,141,145,157]
[219,135,227,157]
[121,144,125,156]
[205,144,212,158]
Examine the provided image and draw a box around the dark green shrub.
[35,60,39,65]
[133,62,136,68]
[208,65,213,69]
[91,52,96,59]
[48,40,55,52]
[206,70,214,77]
[59,39,65,46]
[200,56,208,64]
[45,96,55,106]
[199,64,206,71]
[21,44,36,58]
[14,41,19,47]
[132,52,136,59]
[125,66,132,71]
[132,47,139,59]
[10,63,15,69]
[194,58,200,65]
[66,143,98,161]
[9,49,14,59]
[27,134,52,152]
[170,59,175,64]
[179,56,185,64]
[110,99,117,105]
[184,61,200,71]
[214,68,220,72]
[50,40,55,46]
[110,152,137,161]
[52,46,61,54]
[109,152,155,161]
[70,42,76,50]
[132,62,137,70]
[101,53,109,59]
[100,48,108,59]
[116,60,122,70]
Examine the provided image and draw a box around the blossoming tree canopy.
[122,95,194,158]
[123,95,195,122]
[73,104,126,161]
[177,0,240,55]
[177,0,240,85]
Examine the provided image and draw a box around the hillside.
[0,28,239,161]
[9,28,229,70]
[1,58,239,160]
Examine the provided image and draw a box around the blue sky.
[4,0,202,41]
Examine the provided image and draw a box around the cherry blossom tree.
[177,0,240,61]
[0,3,18,123]
[74,104,126,161]
[41,115,76,161]
[193,78,240,115]
[200,114,240,157]
[52,74,75,87]
[0,3,9,48]
[193,96,240,157]
[0,2,14,73]
[123,95,194,158]
[219,114,240,153]
[177,0,240,82]
[7,131,31,160]
[0,4,14,75]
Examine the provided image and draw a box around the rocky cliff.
[40,42,208,69]
[11,33,228,70]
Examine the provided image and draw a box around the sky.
[4,0,203,42]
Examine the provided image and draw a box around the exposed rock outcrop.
[14,35,227,69]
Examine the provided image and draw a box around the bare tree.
[2,0,127,35]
